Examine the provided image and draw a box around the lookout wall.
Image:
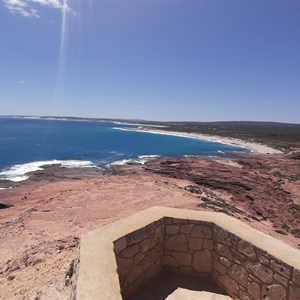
[71,207,300,300]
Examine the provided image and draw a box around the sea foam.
[0,160,96,182]
[109,155,160,166]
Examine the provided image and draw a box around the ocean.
[0,118,247,182]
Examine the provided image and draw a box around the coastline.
[0,123,283,186]
[0,132,298,300]
[115,127,283,155]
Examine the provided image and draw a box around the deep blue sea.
[0,118,247,182]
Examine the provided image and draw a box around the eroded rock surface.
[143,155,300,230]
[0,153,299,299]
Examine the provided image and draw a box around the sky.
[0,0,299,123]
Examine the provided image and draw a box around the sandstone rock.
[120,244,139,258]
[248,281,261,299]
[237,240,257,260]
[249,273,261,284]
[166,225,179,235]
[270,260,291,279]
[142,248,160,269]
[114,237,127,253]
[257,254,269,266]
[188,238,203,250]
[292,268,300,285]
[218,274,239,296]
[220,257,231,268]
[145,155,300,229]
[140,238,151,253]
[228,264,248,287]
[134,253,145,265]
[215,243,233,261]
[192,250,212,272]
[289,282,300,300]
[262,284,287,300]
[171,252,192,266]
[191,224,212,238]
[203,239,214,250]
[246,262,273,284]
[165,234,186,252]
[116,257,134,276]
[231,248,246,262]
[274,273,288,287]
[127,229,148,246]
[152,226,164,246]
[214,227,233,247]
[214,260,227,275]
[125,266,144,285]
[180,224,194,235]
[162,256,179,267]
[1,153,300,299]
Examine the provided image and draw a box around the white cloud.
[19,80,25,83]
[3,0,72,18]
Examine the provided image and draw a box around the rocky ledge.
[0,152,299,299]
[143,154,300,231]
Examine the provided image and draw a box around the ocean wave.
[109,159,135,166]
[0,160,97,182]
[138,155,161,159]
[112,127,142,131]
[109,155,160,166]
[112,127,125,130]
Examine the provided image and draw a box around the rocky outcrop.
[0,237,79,278]
[144,155,300,230]
[0,153,299,299]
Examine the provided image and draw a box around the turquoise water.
[0,118,246,182]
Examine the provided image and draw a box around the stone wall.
[162,217,214,277]
[113,219,164,299]
[212,225,300,300]
[73,207,300,300]
[114,217,300,300]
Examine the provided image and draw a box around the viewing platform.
[70,207,300,300]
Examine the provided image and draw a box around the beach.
[115,126,283,155]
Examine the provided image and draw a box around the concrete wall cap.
[75,206,300,300]
[165,288,233,300]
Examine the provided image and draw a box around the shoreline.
[0,125,282,186]
[115,127,283,154]
[112,121,167,128]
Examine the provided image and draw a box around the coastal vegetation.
[140,121,300,152]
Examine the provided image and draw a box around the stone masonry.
[114,217,300,300]
[71,207,300,300]
[114,219,164,299]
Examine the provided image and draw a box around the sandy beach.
[115,127,283,155]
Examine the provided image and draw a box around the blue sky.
[1,0,299,123]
